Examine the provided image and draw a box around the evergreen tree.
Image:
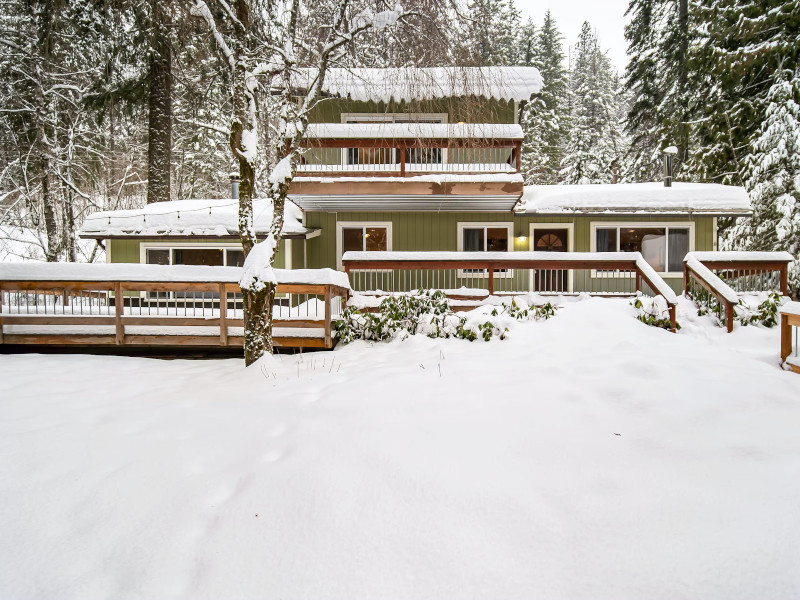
[464,0,521,65]
[520,10,568,184]
[561,22,624,184]
[725,68,800,294]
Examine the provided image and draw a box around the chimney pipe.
[229,173,240,200]
[662,146,678,187]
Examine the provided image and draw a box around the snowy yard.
[1,296,800,599]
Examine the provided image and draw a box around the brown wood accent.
[288,179,524,197]
[324,285,332,347]
[0,281,116,292]
[781,313,793,363]
[2,316,116,326]
[684,262,736,333]
[301,138,522,150]
[515,141,521,172]
[115,282,124,345]
[698,260,790,296]
[219,283,228,346]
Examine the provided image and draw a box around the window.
[462,226,509,252]
[144,244,244,267]
[594,224,691,273]
[457,223,513,276]
[336,222,392,269]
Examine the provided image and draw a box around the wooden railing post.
[114,282,124,345]
[324,285,332,348]
[780,264,789,296]
[781,313,792,363]
[669,304,677,333]
[488,266,495,296]
[683,262,689,295]
[219,283,228,346]
[399,143,406,177]
[725,300,734,333]
[0,287,4,345]
[515,141,522,172]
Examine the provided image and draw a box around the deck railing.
[683,251,794,333]
[0,264,350,349]
[342,251,679,331]
[297,138,522,177]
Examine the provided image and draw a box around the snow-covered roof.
[293,67,543,103]
[516,182,753,215]
[79,199,311,239]
[0,262,351,288]
[305,123,523,140]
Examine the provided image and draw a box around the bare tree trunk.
[40,153,59,261]
[146,0,172,204]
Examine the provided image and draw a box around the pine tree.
[561,22,624,184]
[520,10,568,184]
[464,0,521,65]
[725,68,800,294]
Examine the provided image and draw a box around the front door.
[532,228,569,292]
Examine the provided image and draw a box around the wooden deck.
[0,265,349,351]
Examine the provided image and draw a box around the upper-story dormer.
[289,67,542,211]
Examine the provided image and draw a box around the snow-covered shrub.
[631,295,679,331]
[334,292,558,344]
[736,292,786,328]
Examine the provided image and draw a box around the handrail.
[342,250,678,331]
[683,258,738,332]
[683,251,791,296]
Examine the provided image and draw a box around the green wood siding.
[306,98,516,124]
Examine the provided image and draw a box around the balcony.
[290,123,524,211]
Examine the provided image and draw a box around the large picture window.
[336,222,392,269]
[144,245,243,267]
[594,224,691,273]
[457,222,513,276]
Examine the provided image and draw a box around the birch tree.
[191,0,417,365]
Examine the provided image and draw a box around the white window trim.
[457,222,514,279]
[529,223,574,292]
[589,221,695,277]
[139,241,247,266]
[336,221,393,270]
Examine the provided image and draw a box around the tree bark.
[146,0,172,204]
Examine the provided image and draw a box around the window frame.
[589,221,695,276]
[140,241,247,267]
[336,221,393,270]
[456,222,514,279]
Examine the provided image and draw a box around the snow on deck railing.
[342,251,679,311]
[0,263,351,289]
[686,251,794,263]
[684,257,739,305]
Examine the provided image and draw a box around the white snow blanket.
[79,199,307,239]
[0,262,351,288]
[294,173,522,183]
[780,301,800,317]
[1,296,800,598]
[305,123,523,140]
[292,66,543,102]
[517,182,752,215]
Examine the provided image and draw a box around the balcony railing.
[297,123,523,177]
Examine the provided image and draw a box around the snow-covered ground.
[1,296,800,599]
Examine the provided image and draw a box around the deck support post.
[399,143,406,177]
[668,304,677,333]
[725,301,734,333]
[114,282,124,345]
[324,285,332,348]
[781,314,792,363]
[219,283,228,346]
[780,265,789,296]
[488,267,494,296]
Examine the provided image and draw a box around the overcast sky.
[515,0,631,73]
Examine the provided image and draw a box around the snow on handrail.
[685,251,794,263]
[0,263,351,289]
[684,257,739,305]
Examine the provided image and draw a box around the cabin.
[78,66,752,298]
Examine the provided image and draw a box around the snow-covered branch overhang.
[514,183,754,217]
[287,67,544,103]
